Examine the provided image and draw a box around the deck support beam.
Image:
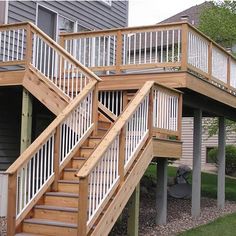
[20,88,32,153]
[217,117,226,209]
[191,109,202,218]
[156,158,168,225]
[127,182,140,236]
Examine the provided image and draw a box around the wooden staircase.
[1,22,182,236]
[15,120,111,236]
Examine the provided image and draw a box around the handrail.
[28,22,101,82]
[76,81,182,234]
[60,21,236,92]
[77,81,154,178]
[6,80,97,233]
[98,102,117,122]
[6,80,96,174]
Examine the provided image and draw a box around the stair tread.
[81,146,94,149]
[72,156,86,160]
[15,233,46,236]
[45,192,79,198]
[35,205,77,212]
[24,218,77,228]
[64,168,79,172]
[58,180,79,184]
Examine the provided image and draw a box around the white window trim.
[36,3,59,41]
[101,0,112,6]
[4,0,9,24]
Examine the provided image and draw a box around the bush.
[208,145,236,175]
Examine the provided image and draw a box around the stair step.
[86,136,102,147]
[79,146,94,158]
[35,205,77,212]
[71,157,86,169]
[63,168,79,180]
[34,205,77,224]
[97,127,108,136]
[58,180,80,193]
[98,120,111,129]
[44,192,78,208]
[15,234,46,236]
[23,219,77,236]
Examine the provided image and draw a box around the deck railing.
[6,81,97,234]
[0,22,101,99]
[60,22,236,92]
[76,81,182,235]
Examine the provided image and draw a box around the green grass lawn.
[145,164,236,201]
[178,212,236,236]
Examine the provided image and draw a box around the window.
[206,147,216,164]
[58,15,75,33]
[101,0,112,6]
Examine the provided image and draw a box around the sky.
[128,0,206,26]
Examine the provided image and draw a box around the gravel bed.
[111,194,236,236]
[0,217,7,236]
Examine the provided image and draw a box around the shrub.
[208,145,236,175]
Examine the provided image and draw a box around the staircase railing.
[60,22,236,93]
[0,22,101,99]
[76,81,182,235]
[6,80,97,235]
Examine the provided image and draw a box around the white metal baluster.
[166,30,169,62]
[150,32,152,63]
[139,32,141,64]
[133,33,136,64]
[12,30,15,60]
[155,31,158,63]
[161,31,163,63]
[3,31,6,61]
[144,32,147,64]
[7,30,11,61]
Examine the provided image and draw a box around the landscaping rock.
[0,217,7,236]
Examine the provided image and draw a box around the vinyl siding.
[176,117,236,169]
[7,1,128,29]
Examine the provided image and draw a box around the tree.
[198,0,236,52]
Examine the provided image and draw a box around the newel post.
[116,30,123,73]
[52,126,61,191]
[7,172,17,236]
[227,56,231,89]
[26,24,33,65]
[208,42,213,80]
[181,23,188,71]
[78,177,89,236]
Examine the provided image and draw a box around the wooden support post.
[7,173,17,236]
[116,30,123,73]
[78,177,88,236]
[20,88,32,153]
[119,127,126,183]
[156,158,168,225]
[127,183,140,236]
[52,126,61,191]
[92,83,98,136]
[181,23,188,71]
[217,117,226,209]
[191,109,202,218]
[123,91,128,110]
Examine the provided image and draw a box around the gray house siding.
[176,117,236,170]
[7,1,128,30]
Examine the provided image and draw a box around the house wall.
[177,117,236,170]
[7,0,128,30]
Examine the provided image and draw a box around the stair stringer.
[90,139,153,236]
[22,66,70,115]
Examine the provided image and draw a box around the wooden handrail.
[27,22,101,82]
[76,81,154,178]
[6,80,97,175]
